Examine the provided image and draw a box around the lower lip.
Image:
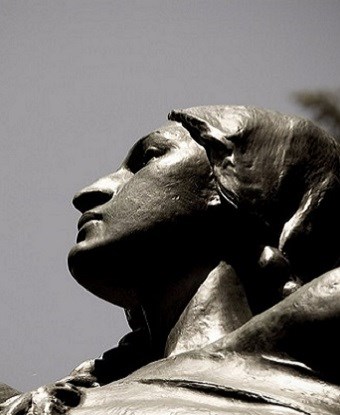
[77,219,101,243]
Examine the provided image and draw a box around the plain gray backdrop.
[1,0,339,392]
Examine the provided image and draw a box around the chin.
[68,240,141,307]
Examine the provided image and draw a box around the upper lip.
[77,212,102,230]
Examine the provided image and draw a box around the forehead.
[122,121,201,169]
[152,120,192,137]
[136,121,193,147]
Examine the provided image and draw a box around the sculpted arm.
[212,266,340,382]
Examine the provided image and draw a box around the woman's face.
[68,122,221,306]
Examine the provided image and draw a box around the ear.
[168,110,240,208]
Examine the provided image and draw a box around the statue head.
[68,106,340,311]
[68,120,225,307]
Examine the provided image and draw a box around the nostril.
[72,189,113,213]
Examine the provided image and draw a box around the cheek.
[102,160,216,238]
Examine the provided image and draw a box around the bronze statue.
[1,106,340,414]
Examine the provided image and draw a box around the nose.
[72,170,131,213]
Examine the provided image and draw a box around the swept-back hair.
[169,105,340,282]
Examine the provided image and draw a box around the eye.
[125,139,172,174]
[141,146,166,167]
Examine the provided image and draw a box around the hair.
[169,106,340,287]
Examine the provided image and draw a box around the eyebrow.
[138,132,178,148]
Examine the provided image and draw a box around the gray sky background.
[1,0,339,392]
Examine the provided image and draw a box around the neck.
[138,259,253,358]
[139,263,212,357]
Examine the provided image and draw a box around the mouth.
[77,212,103,231]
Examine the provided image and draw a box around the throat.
[139,261,253,358]
[140,264,215,357]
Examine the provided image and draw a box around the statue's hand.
[0,381,86,414]
[67,359,99,388]
[0,392,33,415]
[0,361,99,415]
[0,324,151,414]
